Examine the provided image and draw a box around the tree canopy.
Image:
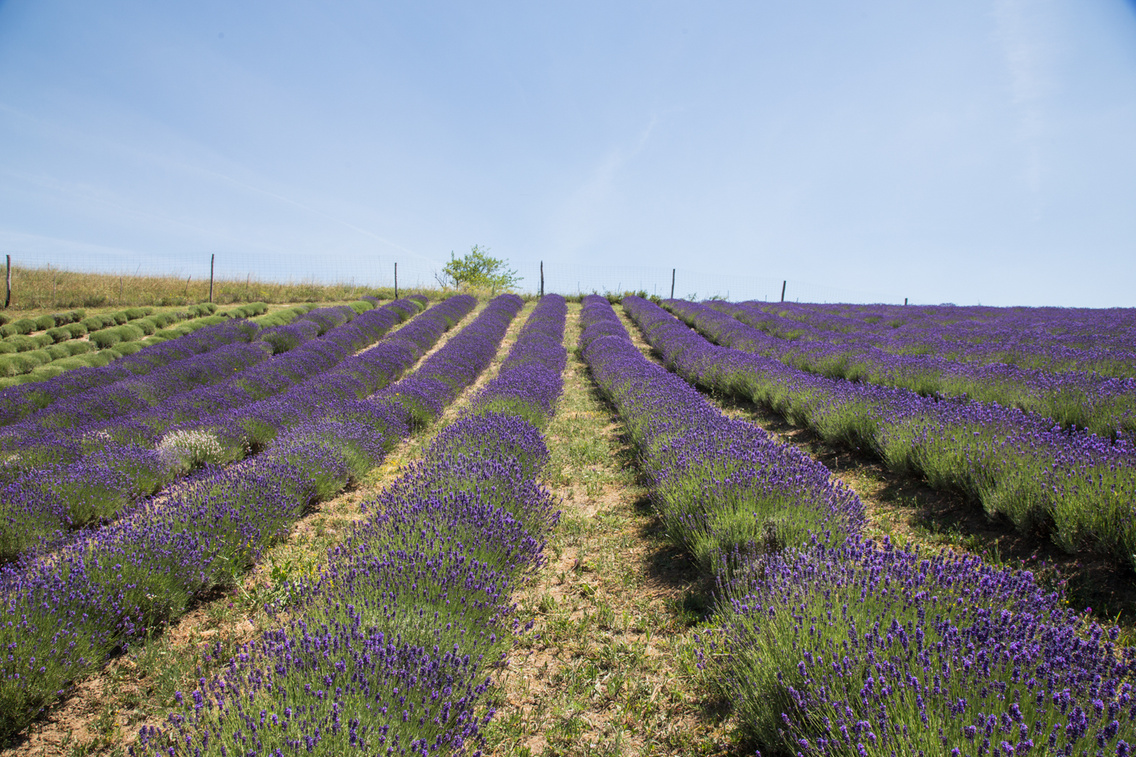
[438,245,522,292]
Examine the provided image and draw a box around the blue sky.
[1,1,1134,306]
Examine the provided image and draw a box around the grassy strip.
[1,266,427,310]
[483,302,733,756]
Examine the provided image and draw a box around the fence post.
[904,297,908,306]
[670,268,675,299]
[540,261,544,298]
[4,255,10,308]
[780,280,786,303]
[209,254,215,304]
[394,262,398,299]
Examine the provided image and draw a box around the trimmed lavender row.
[134,299,566,756]
[0,317,264,427]
[0,298,410,439]
[0,297,450,557]
[579,295,862,572]
[0,299,429,561]
[0,295,515,739]
[254,301,384,354]
[0,299,410,451]
[711,300,1136,439]
[585,297,1136,755]
[648,297,1136,570]
[0,339,274,452]
[0,304,242,390]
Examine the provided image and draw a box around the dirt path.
[484,303,736,757]
[2,299,540,757]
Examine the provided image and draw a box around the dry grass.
[1,265,442,313]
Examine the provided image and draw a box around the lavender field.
[2,293,1135,756]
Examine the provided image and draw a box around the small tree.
[437,245,522,293]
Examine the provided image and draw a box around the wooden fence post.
[4,255,10,308]
[780,280,787,303]
[394,262,398,299]
[540,261,544,298]
[209,254,215,304]
[670,268,675,299]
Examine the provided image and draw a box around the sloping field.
[4,293,1136,756]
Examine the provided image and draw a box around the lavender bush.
[707,300,1136,442]
[714,538,1136,755]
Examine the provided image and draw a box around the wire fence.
[1,248,904,307]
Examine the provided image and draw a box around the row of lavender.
[0,317,261,426]
[0,298,405,448]
[0,298,384,429]
[0,298,432,562]
[582,296,1136,756]
[658,297,1136,572]
[744,300,1136,378]
[709,300,1136,439]
[0,294,514,739]
[0,303,229,382]
[135,295,567,756]
[578,296,863,570]
[4,299,419,460]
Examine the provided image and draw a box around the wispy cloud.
[0,101,440,267]
[552,115,659,256]
[0,168,287,253]
[993,0,1053,203]
[189,167,437,264]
